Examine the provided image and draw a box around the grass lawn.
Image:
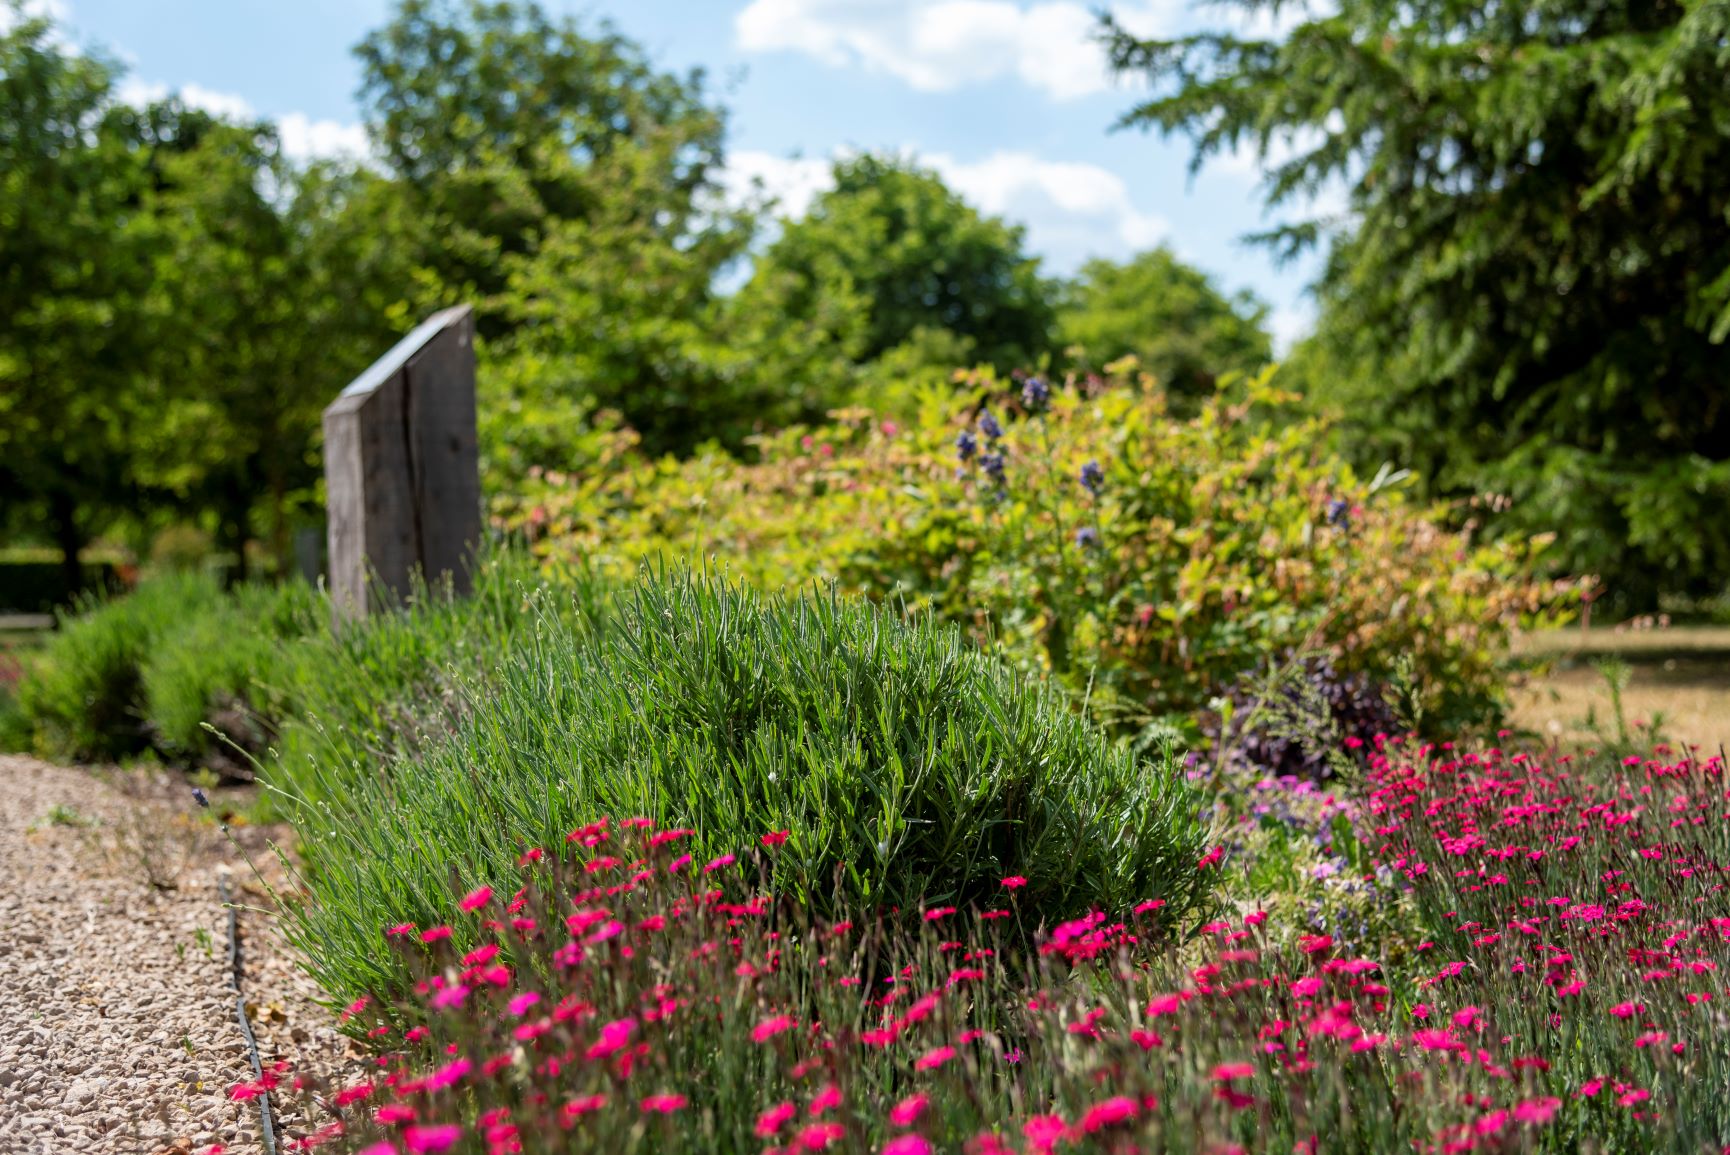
[1512,626,1730,748]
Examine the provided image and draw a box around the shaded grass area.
[1510,653,1730,749]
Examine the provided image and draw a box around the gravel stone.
[0,755,365,1155]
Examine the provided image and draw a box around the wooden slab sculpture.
[322,305,481,618]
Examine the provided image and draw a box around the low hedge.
[278,567,1215,1003]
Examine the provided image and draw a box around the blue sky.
[32,0,1327,348]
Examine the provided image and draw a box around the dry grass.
[1515,625,1730,658]
[1509,656,1730,750]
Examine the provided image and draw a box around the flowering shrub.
[498,366,1575,739]
[256,738,1730,1155]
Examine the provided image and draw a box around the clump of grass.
[276,566,1215,1004]
[12,573,225,761]
[143,579,322,762]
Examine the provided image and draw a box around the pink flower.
[1198,846,1225,870]
[641,1094,687,1114]
[809,1083,843,1116]
[1211,1062,1255,1081]
[889,1093,929,1127]
[564,1095,606,1118]
[507,992,540,1017]
[1299,934,1334,955]
[376,1104,417,1125]
[430,984,469,1010]
[1452,1006,1484,1030]
[386,923,416,937]
[1412,1028,1461,1052]
[1475,1110,1508,1136]
[1618,1088,1650,1108]
[668,854,692,873]
[761,831,791,847]
[1609,1001,1642,1019]
[1022,1116,1068,1154]
[419,926,452,943]
[425,1057,470,1091]
[357,1144,397,1155]
[1514,1097,1561,1124]
[914,1045,956,1071]
[402,1125,462,1153]
[882,1137,932,1155]
[1410,1003,1430,1020]
[795,1122,845,1150]
[1146,993,1184,1017]
[756,1102,797,1137]
[585,1017,636,1060]
[1244,910,1268,926]
[1001,876,1028,889]
[703,854,736,873]
[1080,1096,1138,1132]
[924,906,957,921]
[754,1014,797,1043]
[458,886,493,912]
[1579,1079,1605,1098]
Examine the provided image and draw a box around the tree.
[0,8,155,587]
[734,154,1057,407]
[355,0,738,333]
[135,104,406,576]
[1057,247,1271,400]
[356,0,763,459]
[1105,1,1730,606]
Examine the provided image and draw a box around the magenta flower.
[1022,1115,1067,1154]
[1514,1097,1561,1124]
[889,1093,929,1127]
[882,1137,932,1155]
[761,830,790,847]
[914,1045,956,1071]
[756,1102,796,1138]
[402,1125,462,1153]
[641,1094,687,1114]
[809,1083,842,1115]
[703,853,736,873]
[753,1013,797,1043]
[1080,1096,1138,1132]
[507,991,540,1017]
[458,886,493,912]
[1000,876,1028,889]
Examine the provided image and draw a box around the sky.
[26,0,1330,350]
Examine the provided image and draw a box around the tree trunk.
[48,488,86,601]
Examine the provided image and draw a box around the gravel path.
[0,755,356,1155]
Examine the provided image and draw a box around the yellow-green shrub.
[498,365,1576,735]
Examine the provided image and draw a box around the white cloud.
[277,113,370,165]
[0,0,69,34]
[719,150,837,220]
[927,150,1168,262]
[114,79,369,165]
[735,0,1178,101]
[723,147,1168,275]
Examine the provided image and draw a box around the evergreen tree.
[1106,0,1730,605]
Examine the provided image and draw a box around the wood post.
[322,305,481,619]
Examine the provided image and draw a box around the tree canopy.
[1057,247,1271,399]
[735,155,1058,397]
[1105,0,1730,606]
